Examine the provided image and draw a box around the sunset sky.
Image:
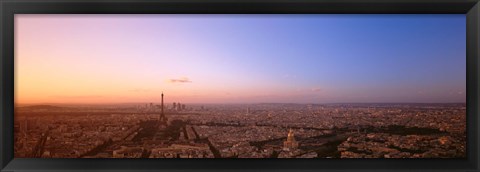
[15,14,466,104]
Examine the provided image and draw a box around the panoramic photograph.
[14,14,466,158]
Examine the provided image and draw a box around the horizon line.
[15,101,467,106]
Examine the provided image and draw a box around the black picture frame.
[1,0,479,171]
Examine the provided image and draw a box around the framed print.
[1,0,479,171]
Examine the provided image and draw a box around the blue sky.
[16,14,466,104]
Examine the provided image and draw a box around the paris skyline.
[15,14,466,104]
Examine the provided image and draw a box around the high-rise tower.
[161,92,164,117]
[158,92,167,125]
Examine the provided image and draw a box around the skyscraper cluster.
[172,102,186,111]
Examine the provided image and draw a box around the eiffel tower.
[159,92,168,126]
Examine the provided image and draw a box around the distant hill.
[16,105,69,111]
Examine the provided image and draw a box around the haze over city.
[15,14,465,104]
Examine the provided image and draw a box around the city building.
[283,129,299,151]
